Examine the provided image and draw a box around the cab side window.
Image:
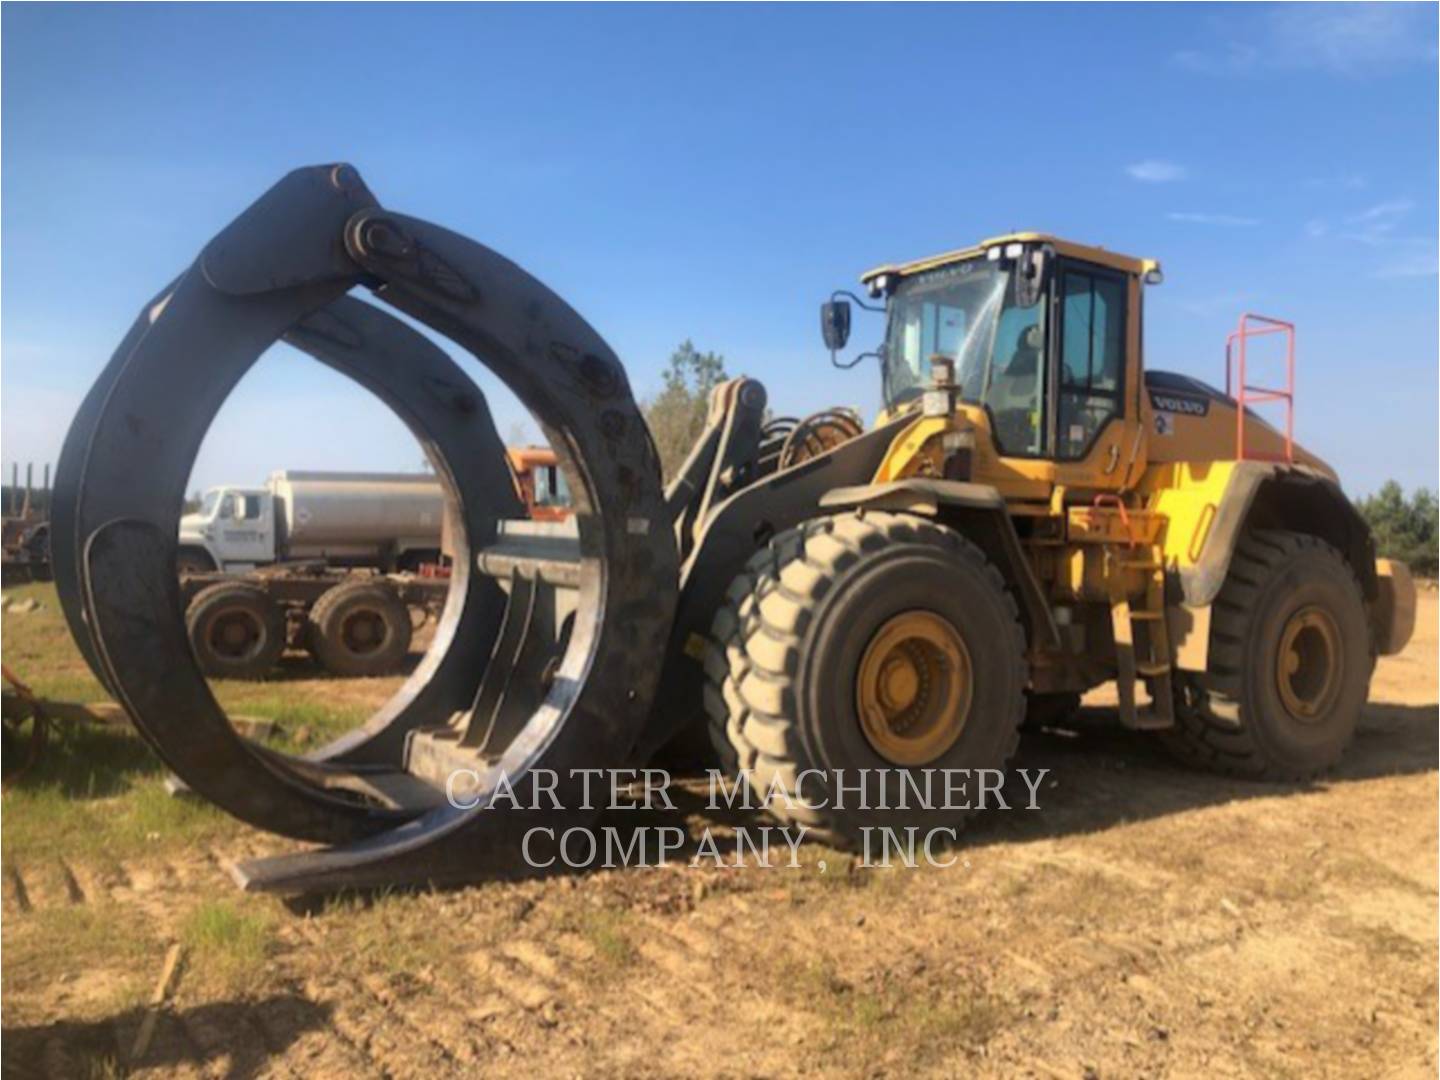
[1057,269,1126,459]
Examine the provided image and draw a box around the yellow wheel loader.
[53,168,1415,890]
[698,233,1415,844]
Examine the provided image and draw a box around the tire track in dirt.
[56,857,85,904]
[4,862,32,913]
[299,976,397,1080]
[249,991,370,1080]
[294,919,471,1074]
[9,859,82,911]
[426,906,776,1075]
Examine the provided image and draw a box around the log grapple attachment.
[52,165,680,893]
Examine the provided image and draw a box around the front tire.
[1162,530,1371,779]
[705,511,1027,846]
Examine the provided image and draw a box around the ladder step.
[1130,611,1165,621]
[1136,662,1172,677]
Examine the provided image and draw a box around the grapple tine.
[460,571,541,749]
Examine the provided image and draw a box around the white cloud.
[1342,199,1415,245]
[1272,4,1438,75]
[1166,212,1262,227]
[1305,199,1435,275]
[1175,3,1437,76]
[1347,199,1414,223]
[1371,250,1440,279]
[1126,160,1187,183]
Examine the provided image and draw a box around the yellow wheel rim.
[855,610,972,766]
[1275,605,1342,723]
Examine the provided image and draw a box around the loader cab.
[854,234,1161,499]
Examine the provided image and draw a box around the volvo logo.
[1149,391,1209,417]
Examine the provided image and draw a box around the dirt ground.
[2,588,1435,1078]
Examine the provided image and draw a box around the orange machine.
[506,447,573,522]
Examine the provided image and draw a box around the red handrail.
[1225,313,1294,463]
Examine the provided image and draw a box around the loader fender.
[817,479,1061,651]
[1179,464,1378,609]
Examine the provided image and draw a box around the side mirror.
[821,300,852,352]
[1014,245,1051,308]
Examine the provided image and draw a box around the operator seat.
[985,323,1044,453]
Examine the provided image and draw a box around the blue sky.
[3,2,1436,496]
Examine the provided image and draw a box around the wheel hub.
[878,655,920,712]
[211,612,261,660]
[856,610,972,766]
[342,609,386,654]
[1275,605,1342,722]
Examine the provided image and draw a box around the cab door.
[1048,261,1145,491]
[216,489,274,566]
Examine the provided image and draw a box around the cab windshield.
[882,258,1047,455]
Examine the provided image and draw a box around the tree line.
[1357,482,1438,576]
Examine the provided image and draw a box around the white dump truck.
[177,471,450,680]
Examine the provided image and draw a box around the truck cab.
[179,487,275,571]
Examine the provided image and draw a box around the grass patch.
[180,901,275,993]
[77,1055,125,1080]
[2,583,398,861]
[577,909,636,967]
[314,888,457,978]
[2,720,238,864]
[243,697,374,753]
[1,901,161,1008]
[789,955,1014,1067]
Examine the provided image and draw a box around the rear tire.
[705,511,1027,847]
[186,582,286,680]
[1161,530,1371,779]
[306,580,413,677]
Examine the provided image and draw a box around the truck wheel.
[186,582,287,680]
[176,547,216,576]
[706,511,1027,847]
[307,581,413,677]
[1161,530,1371,779]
